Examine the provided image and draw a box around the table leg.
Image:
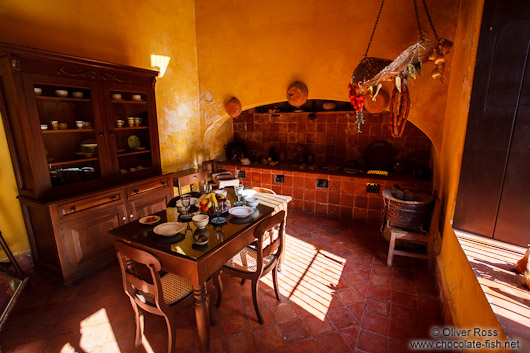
[278,208,287,272]
[194,284,210,353]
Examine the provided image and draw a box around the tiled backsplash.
[233,112,431,167]
[220,162,433,223]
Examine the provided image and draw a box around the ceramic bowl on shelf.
[81,143,97,153]
[55,90,68,97]
[131,94,142,101]
[72,91,83,98]
[111,93,122,100]
[40,124,48,130]
[34,87,42,96]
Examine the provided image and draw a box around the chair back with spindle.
[254,210,285,275]
[114,239,168,314]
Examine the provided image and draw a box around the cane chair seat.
[136,273,193,306]
[225,247,276,273]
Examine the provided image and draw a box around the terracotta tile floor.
[0,211,444,353]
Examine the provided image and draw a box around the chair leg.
[387,229,396,267]
[251,279,264,324]
[272,264,281,301]
[164,315,176,353]
[207,291,216,326]
[212,271,223,308]
[130,299,143,348]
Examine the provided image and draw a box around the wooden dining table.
[109,189,291,353]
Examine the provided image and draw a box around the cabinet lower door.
[60,203,127,284]
[128,189,172,221]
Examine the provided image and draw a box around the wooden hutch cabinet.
[0,43,173,285]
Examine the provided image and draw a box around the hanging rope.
[413,0,425,43]
[422,0,440,41]
[363,0,386,58]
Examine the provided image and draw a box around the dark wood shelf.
[42,128,95,134]
[111,100,146,104]
[49,157,99,167]
[115,126,148,130]
[36,96,91,102]
[118,150,151,157]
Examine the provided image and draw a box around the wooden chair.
[386,193,440,271]
[250,186,276,194]
[213,210,285,324]
[114,239,213,353]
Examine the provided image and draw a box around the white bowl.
[241,189,257,198]
[55,89,68,97]
[40,124,48,130]
[192,214,209,229]
[214,189,227,197]
[229,206,254,218]
[34,87,42,96]
[153,222,185,237]
[81,143,98,153]
[245,197,259,208]
[132,94,142,101]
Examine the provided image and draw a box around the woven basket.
[351,57,392,85]
[382,189,433,232]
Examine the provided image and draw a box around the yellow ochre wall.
[435,0,509,347]
[0,0,201,256]
[194,0,459,159]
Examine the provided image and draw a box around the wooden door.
[454,0,530,246]
[127,188,172,221]
[59,202,127,284]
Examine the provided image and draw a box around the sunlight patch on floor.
[261,233,345,320]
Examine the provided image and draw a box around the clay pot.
[364,88,389,114]
[225,97,242,118]
[286,81,308,108]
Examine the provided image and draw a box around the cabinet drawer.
[127,177,170,198]
[59,191,123,216]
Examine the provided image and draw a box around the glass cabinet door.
[105,86,156,176]
[24,75,105,188]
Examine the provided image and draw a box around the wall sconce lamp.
[150,54,171,78]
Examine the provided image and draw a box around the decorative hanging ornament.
[286,81,308,108]
[348,0,453,136]
[225,97,242,118]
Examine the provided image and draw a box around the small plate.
[153,222,185,237]
[211,216,227,224]
[128,135,141,149]
[229,206,254,218]
[139,215,161,225]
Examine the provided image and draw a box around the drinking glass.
[212,203,223,223]
[181,194,191,218]
[235,185,244,202]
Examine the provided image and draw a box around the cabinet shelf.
[115,126,148,131]
[111,100,146,104]
[36,96,91,103]
[42,128,95,134]
[118,150,151,157]
[49,157,99,167]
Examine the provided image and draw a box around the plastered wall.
[194,0,460,159]
[0,0,200,256]
[435,0,509,346]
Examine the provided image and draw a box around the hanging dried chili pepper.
[388,84,411,138]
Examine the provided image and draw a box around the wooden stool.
[386,193,440,271]
[386,223,432,268]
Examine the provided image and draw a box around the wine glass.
[181,194,191,218]
[235,185,244,202]
[212,203,223,224]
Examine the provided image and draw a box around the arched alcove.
[230,99,433,178]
